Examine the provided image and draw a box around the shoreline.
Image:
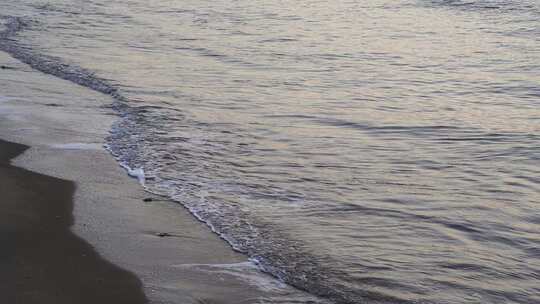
[0,51,324,303]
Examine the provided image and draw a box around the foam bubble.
[122,164,146,185]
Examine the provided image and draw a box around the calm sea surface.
[1,1,539,303]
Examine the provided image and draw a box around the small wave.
[30,3,82,15]
[0,16,121,99]
[426,0,540,15]
[174,261,290,293]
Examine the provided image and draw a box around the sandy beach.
[0,139,147,304]
[0,52,322,303]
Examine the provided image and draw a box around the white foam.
[122,164,146,185]
[173,261,288,292]
[103,143,147,186]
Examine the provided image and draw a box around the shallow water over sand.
[1,1,539,303]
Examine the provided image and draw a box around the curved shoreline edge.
[0,14,336,303]
[1,13,341,303]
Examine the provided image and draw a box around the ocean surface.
[1,1,539,303]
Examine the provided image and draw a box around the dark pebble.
[143,198,153,202]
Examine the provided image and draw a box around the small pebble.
[143,198,153,202]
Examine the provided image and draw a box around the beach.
[2,0,539,302]
[0,139,147,304]
[0,52,322,303]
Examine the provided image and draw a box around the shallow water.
[1,1,539,303]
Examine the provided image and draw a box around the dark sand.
[0,139,148,304]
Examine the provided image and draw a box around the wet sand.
[0,139,148,304]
